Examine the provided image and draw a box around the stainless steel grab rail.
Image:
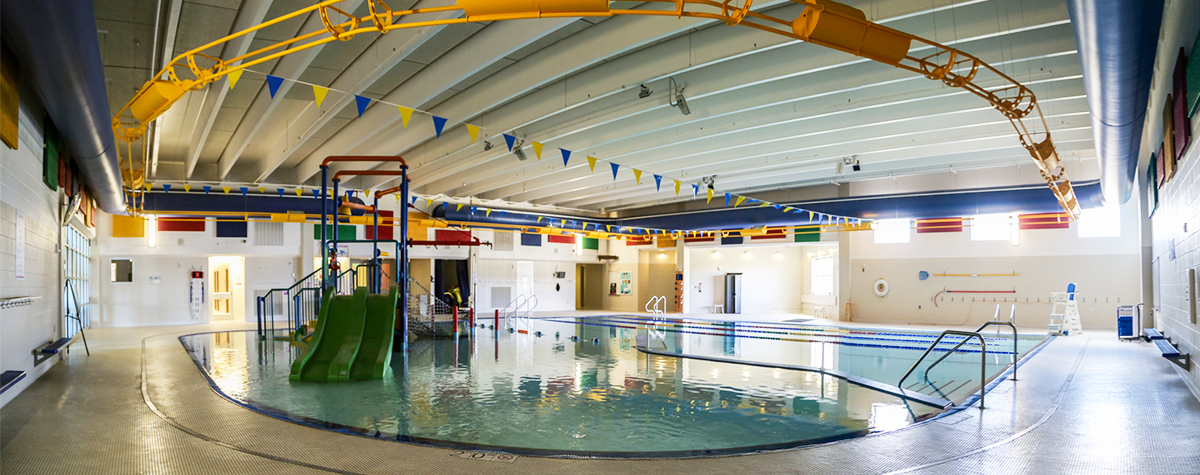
[898,330,988,409]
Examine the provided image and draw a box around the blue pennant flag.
[724,193,732,207]
[162,184,171,193]
[411,196,418,205]
[265,75,283,98]
[692,184,699,198]
[432,116,448,138]
[240,187,248,196]
[313,189,320,198]
[354,95,371,117]
[203,185,211,195]
[653,175,662,191]
[610,163,620,180]
[773,204,782,210]
[277,188,284,197]
[747,199,759,205]
[561,148,571,167]
[503,134,516,151]
[470,206,477,214]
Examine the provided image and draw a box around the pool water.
[180,317,1045,457]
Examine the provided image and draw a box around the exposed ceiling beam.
[183,0,274,179]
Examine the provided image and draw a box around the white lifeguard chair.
[1048,283,1083,335]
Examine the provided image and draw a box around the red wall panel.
[158,217,205,232]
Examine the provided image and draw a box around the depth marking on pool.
[448,451,518,463]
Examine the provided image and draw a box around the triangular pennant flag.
[486,209,492,217]
[725,193,732,207]
[693,184,700,199]
[809,211,814,220]
[706,188,714,203]
[735,196,745,207]
[354,95,371,117]
[760,201,770,207]
[277,188,284,197]
[633,169,642,185]
[610,163,620,180]
[456,204,464,211]
[240,187,248,196]
[466,124,480,143]
[606,225,612,232]
[144,182,152,191]
[162,184,171,193]
[183,184,192,193]
[312,86,329,107]
[265,75,283,98]
[587,156,597,172]
[258,187,266,194]
[295,188,303,197]
[503,134,516,151]
[426,199,433,209]
[773,204,782,210]
[410,196,418,205]
[203,185,211,195]
[432,116,447,137]
[654,175,662,191]
[532,142,544,159]
[783,207,793,212]
[227,70,243,89]
[470,207,477,214]
[747,199,759,205]
[398,106,414,127]
[222,186,231,195]
[560,148,571,167]
[313,189,320,197]
[538,217,544,223]
[674,180,681,196]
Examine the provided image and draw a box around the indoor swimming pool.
[180,317,1047,457]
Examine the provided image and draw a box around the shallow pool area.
[180,317,1046,457]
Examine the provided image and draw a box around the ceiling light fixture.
[668,77,690,116]
[512,137,528,161]
[638,84,653,99]
[483,140,494,151]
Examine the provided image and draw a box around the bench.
[31,337,76,365]
[1145,328,1164,340]
[1152,333,1191,370]
[1,370,26,394]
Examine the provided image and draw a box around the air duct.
[1066,0,1164,206]
[1,0,126,213]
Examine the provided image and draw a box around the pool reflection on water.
[180,318,1039,457]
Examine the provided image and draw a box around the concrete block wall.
[1,92,66,407]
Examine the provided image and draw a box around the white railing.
[501,294,537,332]
[645,295,667,319]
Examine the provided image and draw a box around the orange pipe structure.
[332,169,407,181]
[321,155,408,167]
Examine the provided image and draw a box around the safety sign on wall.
[190,269,205,320]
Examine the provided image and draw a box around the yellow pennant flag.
[538,217,544,223]
[783,207,793,212]
[183,184,192,193]
[760,202,770,207]
[398,106,414,127]
[258,187,266,194]
[809,211,814,220]
[144,182,152,191]
[633,169,642,185]
[706,188,714,203]
[674,180,681,196]
[532,142,544,160]
[456,204,464,211]
[222,186,231,195]
[486,209,492,217]
[295,188,303,197]
[227,70,243,88]
[426,199,433,209]
[312,86,329,107]
[735,196,745,207]
[466,124,480,143]
[587,156,597,172]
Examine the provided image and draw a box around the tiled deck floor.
[2,320,1198,474]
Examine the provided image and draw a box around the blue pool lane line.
[565,316,1023,349]
[544,318,1023,355]
[635,346,953,410]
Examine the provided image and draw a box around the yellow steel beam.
[113,0,1080,218]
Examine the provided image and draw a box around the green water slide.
[289,286,398,382]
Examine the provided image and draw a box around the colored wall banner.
[158,217,205,232]
[216,221,248,238]
[521,233,542,246]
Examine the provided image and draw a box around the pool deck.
[3,316,1199,474]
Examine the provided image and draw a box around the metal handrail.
[645,296,666,318]
[898,330,988,409]
[501,294,537,331]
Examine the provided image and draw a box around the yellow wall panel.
[112,215,146,238]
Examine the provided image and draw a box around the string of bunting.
[144,67,869,236]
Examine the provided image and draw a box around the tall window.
[970,214,1012,241]
[62,225,91,338]
[872,219,911,244]
[811,256,834,295]
[1078,206,1121,238]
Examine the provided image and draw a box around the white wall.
[847,196,1141,328]
[685,243,826,314]
[1,86,65,407]
[471,229,599,312]
[92,215,302,326]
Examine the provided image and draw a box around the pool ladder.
[645,296,667,320]
[897,305,1019,409]
[501,294,537,332]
